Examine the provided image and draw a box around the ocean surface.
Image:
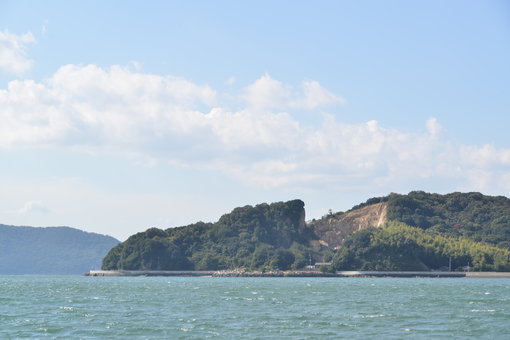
[1,276,509,339]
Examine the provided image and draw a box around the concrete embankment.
[336,271,466,278]
[465,272,510,278]
[85,270,510,278]
[336,271,510,278]
[212,270,337,277]
[85,270,215,277]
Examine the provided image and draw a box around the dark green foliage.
[332,222,510,272]
[102,200,316,271]
[103,192,510,272]
[0,224,119,274]
[386,191,510,248]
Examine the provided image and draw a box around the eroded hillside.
[310,203,387,249]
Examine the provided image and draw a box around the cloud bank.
[1,64,509,192]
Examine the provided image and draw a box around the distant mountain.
[0,224,119,274]
[103,192,510,272]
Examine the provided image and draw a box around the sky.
[1,0,509,240]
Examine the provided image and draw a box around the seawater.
[1,276,509,339]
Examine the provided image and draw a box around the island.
[100,192,510,274]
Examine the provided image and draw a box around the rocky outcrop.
[310,203,387,249]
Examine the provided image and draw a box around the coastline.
[85,270,510,278]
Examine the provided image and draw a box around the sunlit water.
[1,276,509,339]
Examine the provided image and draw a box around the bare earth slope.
[311,203,387,249]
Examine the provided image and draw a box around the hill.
[103,200,318,271]
[0,224,119,274]
[310,191,510,250]
[102,192,510,272]
[331,222,510,272]
[385,191,510,248]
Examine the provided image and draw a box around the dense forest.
[385,191,510,248]
[331,221,510,272]
[344,191,510,248]
[103,200,319,271]
[103,192,510,272]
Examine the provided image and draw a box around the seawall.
[86,270,215,277]
[86,270,510,278]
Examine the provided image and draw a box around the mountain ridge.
[0,224,119,274]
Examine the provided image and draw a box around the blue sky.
[1,1,509,240]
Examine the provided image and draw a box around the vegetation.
[103,200,319,271]
[332,222,510,272]
[385,191,510,248]
[103,192,510,272]
[0,224,119,274]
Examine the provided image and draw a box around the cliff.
[310,202,387,249]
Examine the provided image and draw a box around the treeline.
[386,191,510,249]
[332,221,510,272]
[102,200,319,271]
[102,192,510,272]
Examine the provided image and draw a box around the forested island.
[102,192,510,272]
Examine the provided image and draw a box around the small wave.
[354,314,386,319]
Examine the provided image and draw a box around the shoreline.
[85,270,510,278]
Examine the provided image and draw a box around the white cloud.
[426,117,443,136]
[0,64,217,149]
[41,20,48,36]
[0,30,35,75]
[18,201,50,214]
[225,76,236,85]
[298,80,346,109]
[244,74,290,109]
[1,200,50,215]
[1,64,509,195]
[460,144,510,168]
[243,74,345,110]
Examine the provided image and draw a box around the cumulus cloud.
[243,74,345,110]
[0,30,35,75]
[0,64,509,193]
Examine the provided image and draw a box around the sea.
[1,276,509,339]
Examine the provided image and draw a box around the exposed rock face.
[311,203,387,249]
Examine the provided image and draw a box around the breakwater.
[85,270,510,278]
[86,270,215,277]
